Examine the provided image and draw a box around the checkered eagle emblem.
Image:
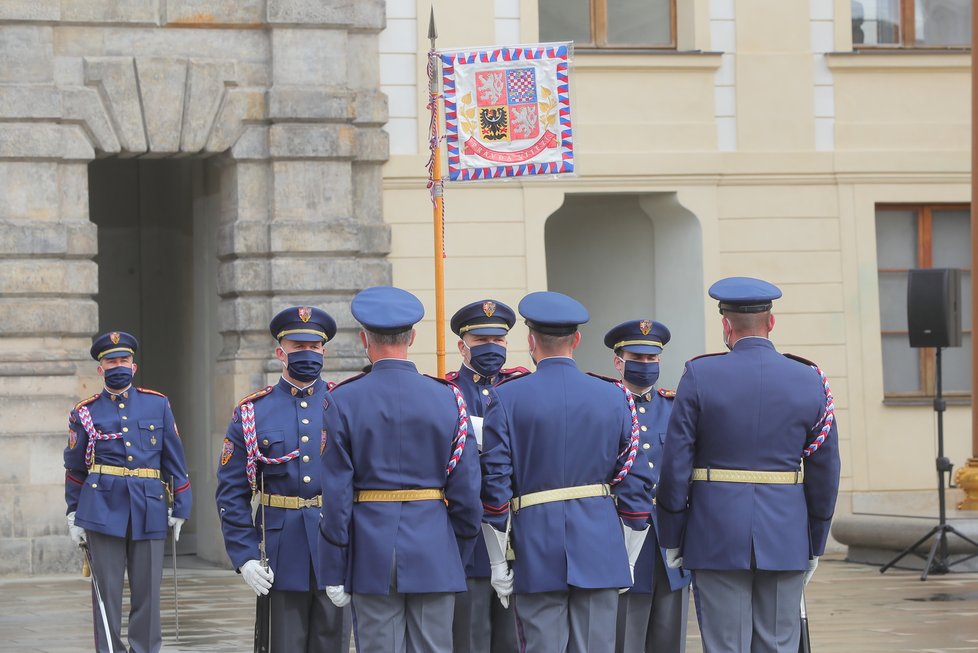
[483,301,496,318]
[110,332,121,344]
[476,68,540,143]
[298,307,312,323]
[639,320,652,336]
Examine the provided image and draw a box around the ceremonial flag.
[439,43,574,181]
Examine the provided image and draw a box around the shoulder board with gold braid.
[136,387,167,398]
[586,371,619,384]
[658,388,676,399]
[331,372,366,391]
[783,352,817,368]
[73,393,99,411]
[500,366,531,379]
[237,385,273,406]
[445,370,460,382]
[690,351,727,362]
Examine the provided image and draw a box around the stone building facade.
[0,1,390,574]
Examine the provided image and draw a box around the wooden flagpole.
[428,6,447,377]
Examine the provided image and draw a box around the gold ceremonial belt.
[259,493,322,509]
[511,483,612,512]
[89,464,161,479]
[354,489,445,503]
[691,468,804,484]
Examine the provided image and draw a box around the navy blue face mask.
[621,359,659,389]
[468,343,507,377]
[286,349,324,383]
[103,365,133,390]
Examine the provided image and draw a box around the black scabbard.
[799,593,811,653]
[254,594,271,653]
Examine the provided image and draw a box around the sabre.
[81,542,115,653]
[254,472,271,653]
[169,475,180,642]
[798,592,811,653]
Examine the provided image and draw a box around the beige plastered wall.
[381,0,973,516]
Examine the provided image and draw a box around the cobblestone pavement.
[1,553,977,652]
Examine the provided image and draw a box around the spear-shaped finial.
[428,6,437,49]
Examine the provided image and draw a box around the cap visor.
[465,326,509,336]
[280,333,326,342]
[621,344,663,355]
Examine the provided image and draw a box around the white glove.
[67,512,86,545]
[804,556,819,585]
[167,508,185,542]
[325,585,351,607]
[489,561,514,608]
[665,547,683,569]
[619,523,649,594]
[241,559,274,595]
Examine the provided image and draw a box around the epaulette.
[658,388,676,399]
[445,370,460,382]
[136,387,166,398]
[331,372,366,390]
[784,352,817,368]
[495,371,531,388]
[237,385,273,406]
[586,372,619,384]
[424,374,453,386]
[690,351,727,361]
[326,381,337,391]
[73,393,99,411]
[500,366,531,378]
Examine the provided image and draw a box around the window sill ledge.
[573,50,722,72]
[826,50,970,73]
[883,397,972,407]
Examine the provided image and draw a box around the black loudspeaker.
[907,268,962,348]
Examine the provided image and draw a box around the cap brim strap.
[458,323,511,334]
[97,347,135,359]
[277,328,328,341]
[613,339,663,350]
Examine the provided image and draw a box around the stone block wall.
[0,0,391,574]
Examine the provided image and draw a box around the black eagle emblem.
[480,108,508,141]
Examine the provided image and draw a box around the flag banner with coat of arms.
[439,42,573,181]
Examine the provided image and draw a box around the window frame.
[854,0,971,50]
[877,203,972,402]
[555,0,677,51]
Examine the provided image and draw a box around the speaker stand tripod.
[880,347,978,580]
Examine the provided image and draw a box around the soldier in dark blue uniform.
[319,286,482,653]
[480,291,655,653]
[603,320,691,653]
[657,277,841,653]
[64,331,192,653]
[215,306,351,652]
[447,299,528,653]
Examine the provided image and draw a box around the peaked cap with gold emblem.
[269,306,337,342]
[450,299,516,337]
[90,330,139,361]
[603,319,671,355]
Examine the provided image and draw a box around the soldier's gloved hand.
[241,559,274,596]
[665,548,683,569]
[325,585,351,608]
[67,511,86,546]
[804,556,819,585]
[489,561,514,608]
[619,523,648,594]
[167,508,185,542]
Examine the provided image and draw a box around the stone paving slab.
[1,553,977,652]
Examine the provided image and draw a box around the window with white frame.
[538,0,675,49]
[876,204,972,399]
[853,0,972,47]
